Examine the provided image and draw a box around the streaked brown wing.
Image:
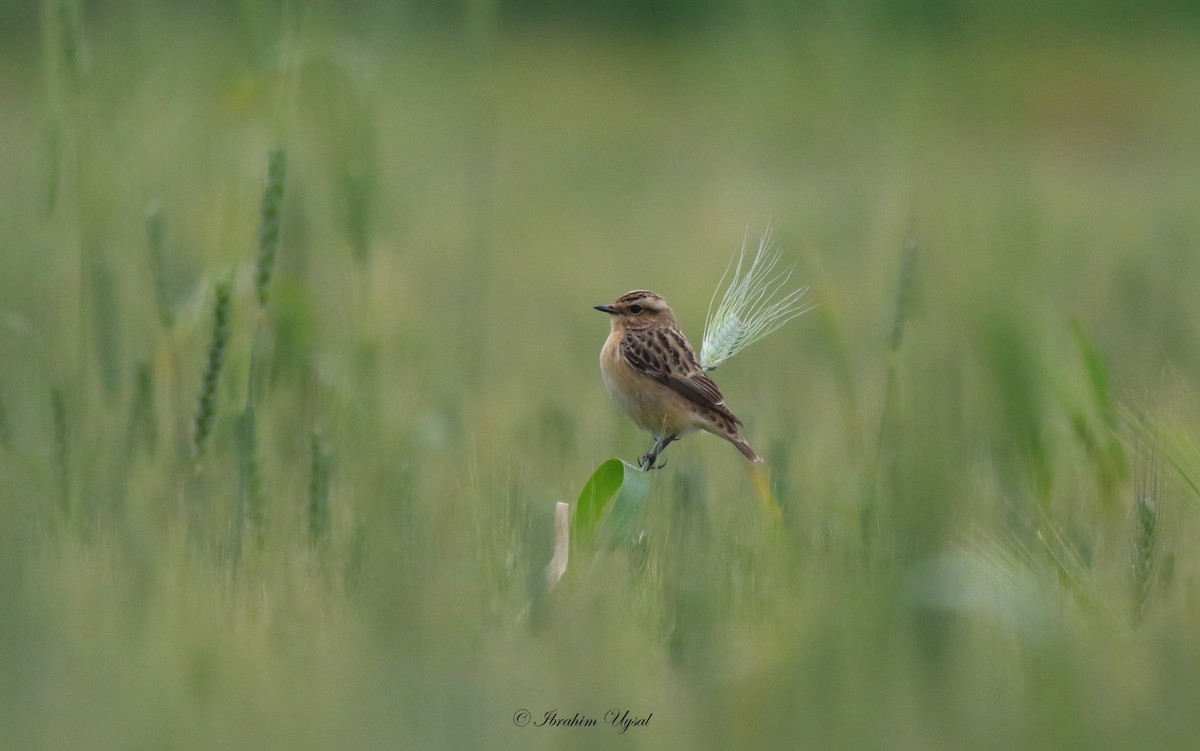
[620,330,738,422]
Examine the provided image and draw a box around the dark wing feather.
[620,330,741,425]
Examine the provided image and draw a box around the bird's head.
[594,290,675,331]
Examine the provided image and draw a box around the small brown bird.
[596,290,762,469]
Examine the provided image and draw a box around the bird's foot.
[639,452,668,471]
[639,434,679,471]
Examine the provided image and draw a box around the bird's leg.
[639,435,665,470]
[638,440,661,471]
[639,434,680,471]
[651,434,679,469]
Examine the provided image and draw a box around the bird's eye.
[629,305,643,314]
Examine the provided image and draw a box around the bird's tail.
[728,432,763,463]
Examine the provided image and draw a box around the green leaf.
[573,459,651,548]
[604,461,651,547]
[1070,319,1116,430]
[574,459,622,542]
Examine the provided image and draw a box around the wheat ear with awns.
[700,229,813,371]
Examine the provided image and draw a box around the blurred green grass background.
[3,1,1200,748]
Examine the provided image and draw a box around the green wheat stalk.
[42,119,61,218]
[700,227,813,371]
[42,0,90,391]
[125,360,157,457]
[308,428,331,546]
[864,233,920,544]
[237,408,264,546]
[51,387,70,517]
[1131,437,1162,626]
[145,205,175,330]
[0,391,10,451]
[192,275,232,461]
[55,0,84,86]
[90,259,120,400]
[144,203,190,471]
[255,148,287,308]
[237,148,288,546]
[887,233,920,353]
[876,233,920,449]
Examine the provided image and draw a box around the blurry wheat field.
[3,2,1200,749]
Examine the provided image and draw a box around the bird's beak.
[594,304,618,315]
